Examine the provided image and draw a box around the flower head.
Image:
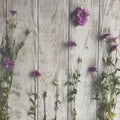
[110,44,118,52]
[71,7,90,26]
[32,70,41,78]
[89,67,97,72]
[10,10,17,16]
[67,41,77,47]
[99,33,111,40]
[109,37,118,42]
[5,58,15,70]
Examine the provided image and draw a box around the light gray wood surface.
[0,0,120,120]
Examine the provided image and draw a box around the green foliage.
[95,52,120,120]
[67,64,81,120]
[28,93,38,116]
[67,70,81,103]
[0,16,27,119]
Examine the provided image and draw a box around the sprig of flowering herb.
[32,70,41,78]
[43,91,48,120]
[66,58,81,120]
[71,7,90,26]
[53,80,61,120]
[0,10,29,119]
[28,70,41,117]
[90,33,120,120]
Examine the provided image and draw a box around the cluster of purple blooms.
[4,58,41,78]
[3,10,41,79]
[99,33,118,52]
[89,33,119,72]
[66,7,90,48]
[71,7,90,26]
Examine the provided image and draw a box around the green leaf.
[28,111,35,116]
[68,96,75,102]
[15,41,25,59]
[30,98,35,105]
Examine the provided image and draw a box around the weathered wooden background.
[0,0,120,120]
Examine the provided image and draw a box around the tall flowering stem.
[0,10,28,119]
[66,58,81,120]
[28,70,41,117]
[90,33,120,120]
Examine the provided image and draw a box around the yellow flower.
[109,111,116,119]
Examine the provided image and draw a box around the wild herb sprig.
[28,93,38,116]
[66,58,81,120]
[53,80,61,120]
[43,91,48,120]
[90,33,120,120]
[28,70,41,118]
[97,54,120,120]
[0,10,29,120]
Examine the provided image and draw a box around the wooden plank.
[6,0,38,119]
[99,0,120,120]
[0,0,6,43]
[68,0,99,120]
[38,0,68,120]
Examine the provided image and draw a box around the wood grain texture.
[99,0,120,120]
[0,0,120,120]
[38,0,68,120]
[0,0,6,44]
[68,0,99,120]
[6,0,38,120]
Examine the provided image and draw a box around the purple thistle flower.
[5,58,15,70]
[71,7,90,26]
[110,44,118,52]
[10,10,17,16]
[99,33,111,40]
[32,70,41,78]
[67,41,77,47]
[89,67,97,72]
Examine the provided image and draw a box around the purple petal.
[109,37,118,42]
[5,58,15,70]
[71,7,90,26]
[110,44,118,52]
[32,70,41,78]
[89,67,97,72]
[67,41,77,47]
[99,33,111,40]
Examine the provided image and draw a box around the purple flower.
[67,41,77,47]
[109,37,118,42]
[110,44,118,52]
[71,7,90,26]
[5,59,15,70]
[32,70,41,78]
[99,33,111,40]
[89,67,97,72]
[10,10,17,16]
